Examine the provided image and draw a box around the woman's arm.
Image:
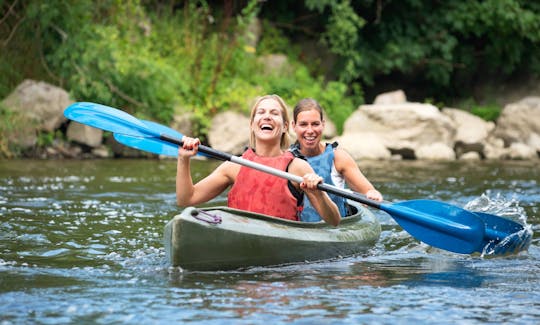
[334,148,383,201]
[289,158,341,226]
[176,137,236,207]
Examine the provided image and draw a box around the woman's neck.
[254,140,283,157]
[301,142,325,157]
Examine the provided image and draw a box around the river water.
[1,158,538,324]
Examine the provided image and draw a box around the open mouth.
[302,136,317,144]
[260,124,274,131]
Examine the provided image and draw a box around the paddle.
[115,135,531,255]
[64,102,531,255]
[114,120,209,158]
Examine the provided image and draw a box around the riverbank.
[1,80,539,161]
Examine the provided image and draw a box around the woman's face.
[251,98,286,142]
[293,109,325,151]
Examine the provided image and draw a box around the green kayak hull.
[164,201,381,271]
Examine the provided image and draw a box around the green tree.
[1,0,357,146]
[302,0,540,100]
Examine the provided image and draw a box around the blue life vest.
[290,142,348,222]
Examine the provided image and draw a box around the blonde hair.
[249,94,291,149]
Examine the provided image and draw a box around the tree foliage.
[1,0,356,136]
[303,0,540,99]
[1,0,540,142]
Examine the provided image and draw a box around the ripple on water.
[1,159,539,324]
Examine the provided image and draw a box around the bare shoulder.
[214,161,241,183]
[334,147,357,170]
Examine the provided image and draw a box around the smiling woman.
[248,95,291,150]
[291,98,383,222]
[176,94,342,226]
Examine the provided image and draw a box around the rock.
[333,132,391,160]
[171,111,195,137]
[444,107,492,159]
[373,90,407,105]
[1,80,73,151]
[483,138,537,160]
[53,141,82,158]
[484,137,508,160]
[1,79,72,132]
[91,145,110,158]
[106,135,147,158]
[508,142,537,160]
[528,133,540,154]
[4,120,37,149]
[494,97,540,146]
[66,121,103,148]
[323,117,337,139]
[459,152,481,160]
[415,142,456,160]
[208,111,250,155]
[443,107,494,143]
[343,102,456,159]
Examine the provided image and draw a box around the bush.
[2,0,358,140]
[470,103,502,122]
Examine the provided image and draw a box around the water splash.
[464,192,528,224]
[465,192,533,256]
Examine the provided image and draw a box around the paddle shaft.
[160,134,382,209]
[162,133,483,244]
[165,133,529,252]
[65,102,531,255]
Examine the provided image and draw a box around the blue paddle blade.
[382,200,486,254]
[114,133,178,157]
[113,120,180,157]
[65,102,529,256]
[474,212,532,255]
[64,102,153,137]
[113,120,181,157]
[114,120,209,158]
[65,102,191,156]
[140,120,184,139]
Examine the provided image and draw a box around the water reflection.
[166,255,487,291]
[159,255,492,323]
[0,270,89,291]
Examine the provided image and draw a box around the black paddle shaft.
[160,134,233,162]
[63,102,529,255]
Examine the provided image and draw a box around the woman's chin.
[301,139,318,148]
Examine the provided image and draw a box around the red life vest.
[228,148,300,221]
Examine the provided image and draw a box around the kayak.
[164,201,381,271]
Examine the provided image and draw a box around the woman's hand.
[366,189,383,202]
[300,173,323,192]
[178,136,200,158]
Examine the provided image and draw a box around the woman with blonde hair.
[177,95,341,226]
